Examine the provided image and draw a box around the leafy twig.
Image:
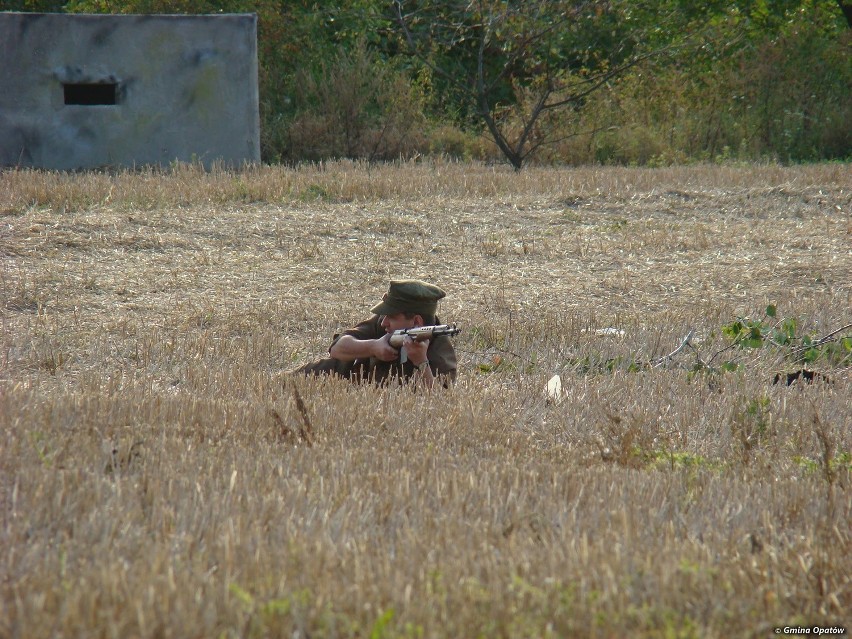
[789,322,852,358]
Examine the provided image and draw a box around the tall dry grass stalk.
[1,161,850,638]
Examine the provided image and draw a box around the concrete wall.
[0,12,260,170]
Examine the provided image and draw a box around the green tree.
[652,0,851,162]
[394,0,688,170]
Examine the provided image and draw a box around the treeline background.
[5,0,852,167]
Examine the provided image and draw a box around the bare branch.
[652,330,696,368]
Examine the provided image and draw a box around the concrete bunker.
[0,12,260,170]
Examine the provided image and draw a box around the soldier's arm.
[330,333,398,362]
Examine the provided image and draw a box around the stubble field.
[1,161,851,638]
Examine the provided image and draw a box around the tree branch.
[789,322,852,358]
[652,330,696,368]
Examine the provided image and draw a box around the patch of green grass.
[793,452,852,475]
[643,449,727,473]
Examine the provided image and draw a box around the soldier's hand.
[403,335,429,367]
[372,333,401,362]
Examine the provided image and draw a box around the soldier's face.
[380,313,421,333]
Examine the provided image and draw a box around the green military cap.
[371,279,446,316]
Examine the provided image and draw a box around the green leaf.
[722,321,743,340]
[721,361,738,372]
[765,304,777,318]
[782,318,797,340]
[771,330,790,345]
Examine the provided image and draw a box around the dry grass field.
[1,161,851,638]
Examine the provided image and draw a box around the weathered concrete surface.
[0,12,260,170]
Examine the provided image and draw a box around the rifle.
[389,324,461,363]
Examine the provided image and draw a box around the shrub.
[274,39,429,163]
